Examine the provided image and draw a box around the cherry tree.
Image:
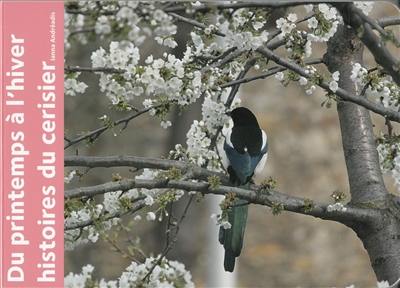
[64,1,400,287]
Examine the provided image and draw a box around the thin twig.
[354,8,400,45]
[165,202,174,247]
[64,106,158,149]
[68,28,95,38]
[142,195,194,282]
[65,66,125,74]
[226,58,257,107]
[210,58,257,148]
[169,12,225,37]
[210,47,237,65]
[102,232,141,263]
[220,58,323,88]
[65,8,118,16]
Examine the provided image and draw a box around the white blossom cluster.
[113,2,148,46]
[376,80,400,109]
[152,9,178,49]
[65,168,187,249]
[64,264,99,288]
[327,202,347,212]
[276,13,298,38]
[64,202,116,250]
[275,65,318,96]
[354,2,374,15]
[118,258,194,288]
[64,1,180,107]
[350,62,369,92]
[64,170,77,184]
[377,139,400,189]
[307,4,341,43]
[273,4,347,93]
[64,72,88,96]
[91,41,204,130]
[64,2,167,49]
[377,141,399,173]
[272,3,344,68]
[272,3,377,96]
[91,41,140,104]
[223,29,269,51]
[140,53,202,106]
[186,120,220,168]
[201,95,229,134]
[64,12,87,50]
[64,1,180,55]
[64,258,194,288]
[95,15,112,36]
[350,62,400,109]
[329,71,340,93]
[211,9,270,51]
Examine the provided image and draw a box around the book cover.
[2,1,400,287]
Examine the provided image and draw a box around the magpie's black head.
[228,107,259,127]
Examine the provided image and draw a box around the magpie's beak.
[225,111,232,117]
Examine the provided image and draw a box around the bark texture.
[324,25,400,284]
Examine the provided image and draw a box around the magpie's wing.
[223,141,252,184]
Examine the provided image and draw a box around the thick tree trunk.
[324,25,400,284]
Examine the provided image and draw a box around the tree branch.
[256,46,400,123]
[164,2,313,13]
[378,16,400,28]
[65,176,380,225]
[220,58,323,88]
[65,66,125,74]
[349,5,400,45]
[64,155,226,183]
[65,155,380,225]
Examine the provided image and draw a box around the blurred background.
[65,2,400,287]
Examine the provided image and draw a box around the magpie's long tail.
[219,198,248,272]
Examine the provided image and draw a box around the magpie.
[218,107,268,272]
